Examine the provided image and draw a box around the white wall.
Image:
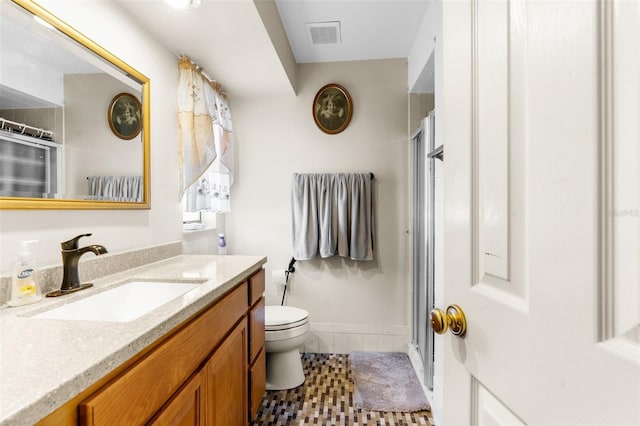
[408,0,441,93]
[1,49,64,106]
[0,1,182,273]
[227,59,411,353]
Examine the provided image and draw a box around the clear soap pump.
[8,240,42,307]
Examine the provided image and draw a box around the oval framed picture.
[108,93,142,140]
[312,83,353,134]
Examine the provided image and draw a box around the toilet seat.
[265,306,309,331]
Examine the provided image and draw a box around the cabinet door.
[249,347,266,421]
[148,370,205,426]
[206,320,247,426]
[249,297,265,363]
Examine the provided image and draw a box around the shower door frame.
[411,112,436,390]
[0,132,61,197]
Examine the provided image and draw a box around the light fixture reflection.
[33,15,55,30]
[164,0,201,9]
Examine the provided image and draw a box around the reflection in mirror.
[0,0,150,209]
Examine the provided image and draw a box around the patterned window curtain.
[178,56,234,213]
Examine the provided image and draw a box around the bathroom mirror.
[0,0,150,209]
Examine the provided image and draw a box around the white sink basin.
[33,281,200,322]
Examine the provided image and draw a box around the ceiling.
[117,0,431,97]
[276,0,429,64]
[1,2,102,109]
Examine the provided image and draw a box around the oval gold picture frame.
[312,83,353,135]
[108,93,142,140]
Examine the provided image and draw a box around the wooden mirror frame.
[0,0,150,210]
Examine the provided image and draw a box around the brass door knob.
[430,304,467,337]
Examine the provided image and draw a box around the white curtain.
[178,56,234,213]
[87,176,142,202]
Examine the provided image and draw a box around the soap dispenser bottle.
[218,233,227,255]
[8,240,42,307]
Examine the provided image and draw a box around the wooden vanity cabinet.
[147,369,206,425]
[74,268,265,426]
[248,269,266,420]
[205,319,248,426]
[249,346,266,419]
[149,319,248,426]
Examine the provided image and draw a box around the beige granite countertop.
[0,254,267,426]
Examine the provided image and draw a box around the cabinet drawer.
[248,269,265,306]
[249,297,265,362]
[79,282,247,426]
[249,347,266,421]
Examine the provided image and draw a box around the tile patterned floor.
[252,353,434,426]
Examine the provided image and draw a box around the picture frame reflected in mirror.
[108,93,142,140]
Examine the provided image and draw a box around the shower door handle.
[430,305,467,337]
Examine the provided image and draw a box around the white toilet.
[264,305,310,390]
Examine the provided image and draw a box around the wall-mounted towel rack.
[427,146,444,161]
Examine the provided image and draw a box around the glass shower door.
[412,111,436,389]
[0,134,59,198]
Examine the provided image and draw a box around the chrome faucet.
[46,234,108,297]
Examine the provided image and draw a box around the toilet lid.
[265,306,309,330]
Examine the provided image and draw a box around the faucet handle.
[61,233,92,250]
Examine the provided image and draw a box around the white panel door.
[434,0,640,424]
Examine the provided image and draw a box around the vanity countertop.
[0,254,267,426]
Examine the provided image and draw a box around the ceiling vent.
[306,21,341,45]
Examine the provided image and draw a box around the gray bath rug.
[349,351,431,412]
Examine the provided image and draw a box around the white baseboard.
[302,322,410,354]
